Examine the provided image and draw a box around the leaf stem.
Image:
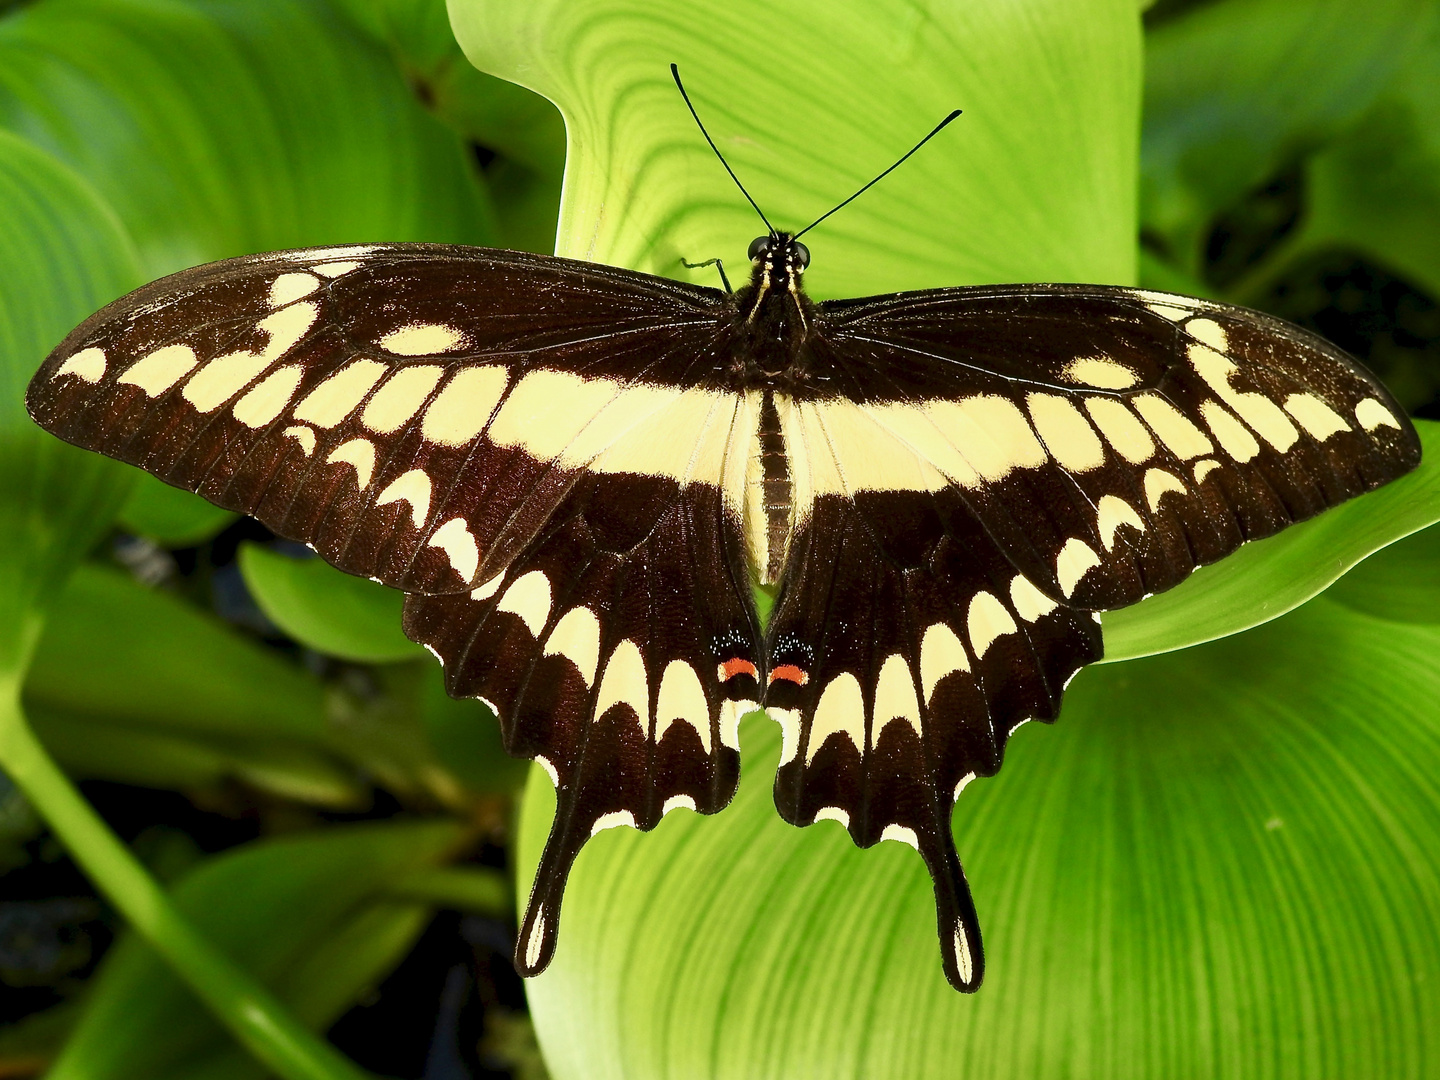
[0,675,374,1080]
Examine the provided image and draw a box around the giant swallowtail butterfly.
[26,77,1420,992]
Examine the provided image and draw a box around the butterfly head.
[734,232,816,377]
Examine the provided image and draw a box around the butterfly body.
[28,240,1419,992]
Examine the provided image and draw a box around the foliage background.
[0,0,1438,1077]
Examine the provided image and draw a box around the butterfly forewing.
[29,240,1421,994]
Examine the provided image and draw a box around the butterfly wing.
[27,243,737,595]
[28,242,770,978]
[761,283,1419,991]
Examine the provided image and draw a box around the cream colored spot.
[496,570,551,636]
[1200,400,1260,462]
[590,810,637,836]
[327,437,376,489]
[663,794,697,815]
[1133,393,1214,460]
[1284,393,1349,440]
[524,910,546,969]
[544,607,601,687]
[283,425,316,456]
[1010,575,1059,621]
[1355,398,1402,432]
[268,272,318,307]
[119,344,200,396]
[1193,458,1221,484]
[1063,356,1138,390]
[1027,393,1105,471]
[374,469,431,529]
[470,573,503,602]
[1084,397,1155,463]
[182,303,317,411]
[968,592,1017,659]
[954,772,977,799]
[656,660,711,753]
[293,359,387,428]
[1146,303,1191,321]
[55,346,106,382]
[313,260,361,278]
[381,322,465,356]
[361,366,444,433]
[232,364,304,427]
[534,756,559,787]
[596,639,648,732]
[1096,495,1145,551]
[722,699,758,753]
[920,623,969,701]
[815,807,850,828]
[421,366,509,446]
[1056,538,1101,598]
[806,672,865,764]
[427,517,479,581]
[1188,344,1299,451]
[954,925,974,984]
[873,654,922,740]
[1186,317,1228,351]
[881,824,919,850]
[1144,468,1187,510]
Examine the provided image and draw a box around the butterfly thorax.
[728,233,817,389]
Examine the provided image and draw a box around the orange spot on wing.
[718,658,759,682]
[768,664,809,687]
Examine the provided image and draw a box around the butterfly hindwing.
[763,487,1103,990]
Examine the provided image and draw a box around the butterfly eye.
[748,236,771,261]
[793,241,810,270]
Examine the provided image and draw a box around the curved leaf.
[0,0,494,278]
[239,543,422,664]
[521,596,1440,1078]
[451,0,1140,292]
[118,474,238,547]
[50,820,461,1080]
[0,130,139,670]
[1325,521,1440,624]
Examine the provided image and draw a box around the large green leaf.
[0,130,138,673]
[1141,0,1436,272]
[24,563,330,743]
[520,596,1440,1078]
[0,0,494,278]
[49,820,461,1080]
[1298,19,1440,300]
[451,0,1140,292]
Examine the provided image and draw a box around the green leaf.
[451,0,1141,293]
[1101,418,1440,661]
[24,563,330,743]
[1298,21,1440,300]
[118,473,237,547]
[49,820,461,1080]
[1141,0,1436,270]
[521,596,1440,1078]
[0,130,139,672]
[1324,521,1440,624]
[0,0,494,279]
[239,543,422,664]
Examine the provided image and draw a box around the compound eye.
[748,235,771,261]
[793,241,811,270]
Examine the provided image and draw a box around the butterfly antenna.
[671,63,776,236]
[795,109,963,239]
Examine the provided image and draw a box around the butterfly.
[25,72,1421,992]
